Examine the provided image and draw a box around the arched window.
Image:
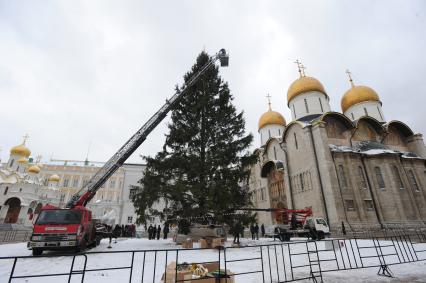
[9,159,14,168]
[364,107,369,116]
[391,165,404,189]
[318,97,324,112]
[408,170,420,192]
[304,99,309,113]
[351,113,355,120]
[4,186,9,195]
[268,129,271,138]
[293,104,296,118]
[358,166,367,189]
[300,174,304,191]
[374,167,385,189]
[338,165,348,188]
[273,146,277,159]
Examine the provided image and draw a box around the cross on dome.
[22,134,29,145]
[294,60,307,77]
[266,93,272,110]
[345,69,355,87]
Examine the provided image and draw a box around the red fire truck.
[27,49,229,256]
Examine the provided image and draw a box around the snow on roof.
[329,142,423,159]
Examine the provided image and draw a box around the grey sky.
[1,0,425,164]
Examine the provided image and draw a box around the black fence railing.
[1,233,426,283]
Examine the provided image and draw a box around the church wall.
[362,155,423,222]
[345,101,385,122]
[248,151,273,226]
[406,134,426,159]
[332,152,381,224]
[259,125,285,146]
[383,128,410,152]
[284,124,326,220]
[312,124,365,228]
[289,91,330,120]
[400,158,426,219]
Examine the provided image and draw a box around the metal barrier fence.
[1,233,426,283]
[0,230,32,243]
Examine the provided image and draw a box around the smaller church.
[249,63,426,230]
[0,138,61,227]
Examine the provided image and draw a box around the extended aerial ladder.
[65,49,229,208]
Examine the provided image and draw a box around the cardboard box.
[162,262,227,283]
[183,270,235,283]
[182,238,193,249]
[199,238,209,249]
[211,238,224,249]
[161,261,192,283]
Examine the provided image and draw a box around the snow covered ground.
[1,237,426,282]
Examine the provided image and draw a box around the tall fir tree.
[133,51,256,227]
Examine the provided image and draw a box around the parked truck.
[242,207,330,241]
[27,49,229,255]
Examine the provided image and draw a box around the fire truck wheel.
[32,248,43,256]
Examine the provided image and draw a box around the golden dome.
[48,174,60,182]
[28,165,41,174]
[287,76,327,105]
[17,157,29,164]
[10,144,31,157]
[341,85,381,113]
[258,109,286,130]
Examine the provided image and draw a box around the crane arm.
[66,49,229,208]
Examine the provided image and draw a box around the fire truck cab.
[28,205,98,255]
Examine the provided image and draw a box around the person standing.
[254,223,259,240]
[163,224,169,239]
[261,224,265,237]
[148,224,153,240]
[250,224,255,240]
[233,221,241,244]
[156,225,161,240]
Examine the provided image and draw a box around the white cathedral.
[0,140,61,226]
[249,64,426,230]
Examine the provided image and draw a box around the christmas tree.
[133,51,256,228]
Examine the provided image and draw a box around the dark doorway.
[5,197,21,223]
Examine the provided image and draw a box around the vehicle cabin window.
[316,219,327,226]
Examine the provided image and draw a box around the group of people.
[232,222,266,244]
[147,224,170,240]
[113,224,136,238]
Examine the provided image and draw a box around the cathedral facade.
[249,67,426,230]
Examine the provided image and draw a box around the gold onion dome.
[341,71,381,113]
[10,143,31,157]
[17,157,29,164]
[258,108,286,130]
[287,76,327,105]
[49,174,60,182]
[28,165,41,174]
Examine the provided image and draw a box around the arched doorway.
[5,198,21,223]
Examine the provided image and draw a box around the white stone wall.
[119,164,146,225]
[344,101,385,122]
[288,91,330,121]
[259,125,285,146]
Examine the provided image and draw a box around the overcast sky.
[1,0,425,164]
